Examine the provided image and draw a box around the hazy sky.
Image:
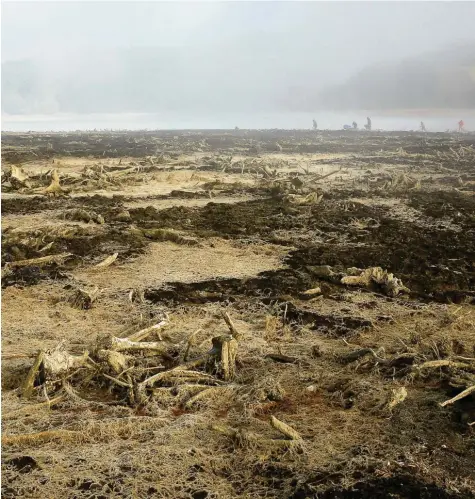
[3,1,475,68]
[2,2,475,116]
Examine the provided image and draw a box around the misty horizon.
[2,2,475,117]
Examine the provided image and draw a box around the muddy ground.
[2,130,475,498]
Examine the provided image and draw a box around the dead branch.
[127,319,168,342]
[6,253,73,269]
[93,252,118,269]
[440,385,475,407]
[310,168,341,183]
[42,344,90,377]
[270,415,302,440]
[21,351,45,398]
[101,373,132,388]
[212,424,301,450]
[139,368,222,389]
[95,349,128,374]
[183,329,202,361]
[109,337,169,353]
[221,311,242,340]
[184,386,226,409]
[417,360,472,371]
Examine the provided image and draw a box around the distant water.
[1,111,473,132]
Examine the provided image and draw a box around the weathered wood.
[7,253,73,269]
[207,334,238,381]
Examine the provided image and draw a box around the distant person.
[352,121,358,130]
[458,120,465,132]
[364,117,372,131]
[313,119,318,131]
[420,121,427,132]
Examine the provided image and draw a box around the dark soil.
[2,130,474,499]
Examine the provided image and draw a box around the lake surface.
[1,111,473,132]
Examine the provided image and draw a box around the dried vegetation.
[2,129,475,498]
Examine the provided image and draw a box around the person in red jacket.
[458,120,465,132]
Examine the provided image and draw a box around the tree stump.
[207,334,238,381]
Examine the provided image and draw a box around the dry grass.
[3,134,475,498]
